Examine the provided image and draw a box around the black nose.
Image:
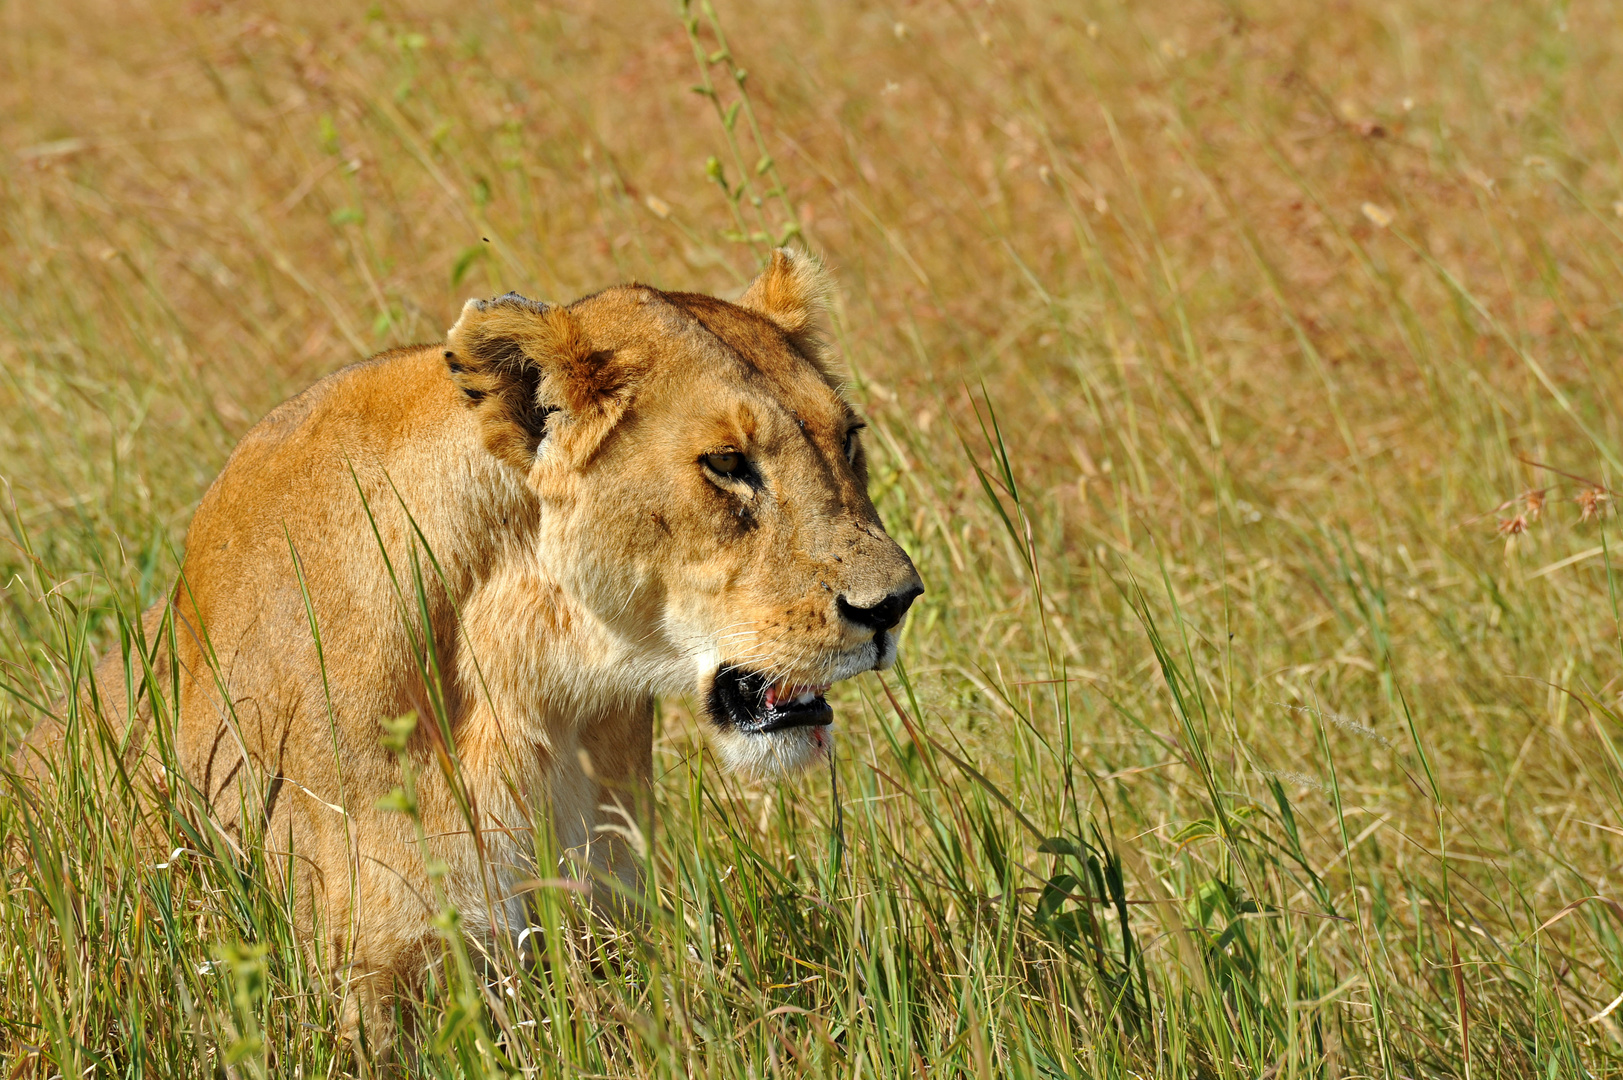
[837,584,923,633]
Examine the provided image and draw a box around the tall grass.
[5,0,1623,1075]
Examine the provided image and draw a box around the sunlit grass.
[5,0,1623,1076]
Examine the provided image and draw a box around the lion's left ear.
[737,247,834,360]
[445,292,627,469]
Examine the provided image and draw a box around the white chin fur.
[709,723,832,779]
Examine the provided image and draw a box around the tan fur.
[22,249,920,1050]
[737,247,836,376]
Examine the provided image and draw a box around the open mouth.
[709,666,834,734]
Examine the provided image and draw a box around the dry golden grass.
[5,1,1623,1076]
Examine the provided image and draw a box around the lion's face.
[447,251,922,776]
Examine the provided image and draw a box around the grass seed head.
[1576,487,1610,522]
[1523,488,1546,520]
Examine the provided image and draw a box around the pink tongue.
[764,683,823,709]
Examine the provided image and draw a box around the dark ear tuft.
[445,293,622,468]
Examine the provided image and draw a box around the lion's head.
[445,250,922,776]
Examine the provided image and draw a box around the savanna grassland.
[4,1,1623,1076]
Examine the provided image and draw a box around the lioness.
[26,249,920,1043]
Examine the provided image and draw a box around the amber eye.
[701,451,747,478]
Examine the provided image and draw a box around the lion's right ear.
[444,292,624,468]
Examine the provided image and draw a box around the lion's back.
[167,343,514,817]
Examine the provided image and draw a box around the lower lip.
[755,700,833,732]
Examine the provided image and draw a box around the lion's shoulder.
[185,343,499,567]
[250,343,446,448]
